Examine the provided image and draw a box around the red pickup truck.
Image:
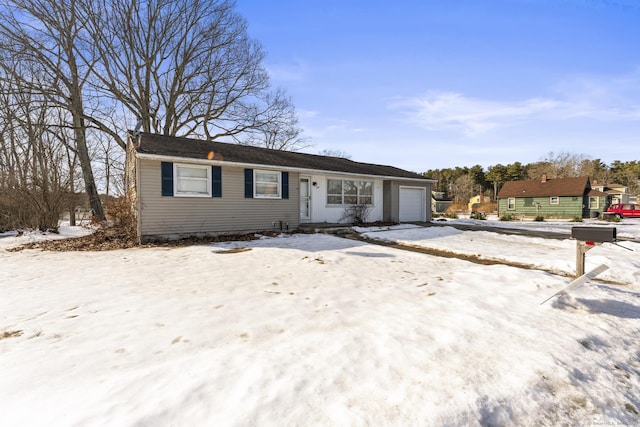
[604,203,640,219]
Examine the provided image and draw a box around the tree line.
[424,153,640,204]
[0,0,306,231]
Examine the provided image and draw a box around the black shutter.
[161,162,173,196]
[282,172,289,199]
[244,169,253,198]
[212,166,222,197]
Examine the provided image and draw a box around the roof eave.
[136,152,436,183]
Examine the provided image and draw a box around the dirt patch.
[1,330,23,340]
[7,226,264,252]
[215,247,252,254]
[8,227,139,252]
[340,232,575,277]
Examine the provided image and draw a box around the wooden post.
[576,241,585,277]
[575,241,595,278]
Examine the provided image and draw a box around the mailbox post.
[570,227,616,277]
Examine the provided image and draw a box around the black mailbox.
[571,226,616,243]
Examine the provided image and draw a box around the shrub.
[570,216,583,222]
[433,212,457,219]
[0,186,64,232]
[500,214,515,221]
[445,202,467,214]
[103,192,137,241]
[470,211,486,220]
[340,203,372,225]
[534,215,544,222]
[602,215,620,223]
[474,202,497,214]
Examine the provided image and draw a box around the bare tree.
[452,174,475,204]
[578,158,612,185]
[0,0,105,220]
[319,149,352,159]
[85,0,290,143]
[527,152,591,179]
[238,89,311,151]
[0,72,72,230]
[62,133,81,226]
[1,0,306,231]
[92,130,125,196]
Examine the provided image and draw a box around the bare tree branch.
[0,0,105,220]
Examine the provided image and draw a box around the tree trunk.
[66,31,105,222]
[69,77,104,220]
[69,204,76,226]
[73,116,105,221]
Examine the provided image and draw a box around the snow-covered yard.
[1,220,639,426]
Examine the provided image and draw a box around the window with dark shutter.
[161,162,174,196]
[212,166,222,197]
[282,172,289,199]
[244,169,253,198]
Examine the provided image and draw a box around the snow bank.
[1,229,639,426]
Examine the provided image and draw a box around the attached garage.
[129,132,436,240]
[399,186,427,222]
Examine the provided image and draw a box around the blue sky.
[235,0,640,172]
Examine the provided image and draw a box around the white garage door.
[399,187,426,222]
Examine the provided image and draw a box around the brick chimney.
[541,173,547,183]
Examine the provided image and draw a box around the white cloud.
[551,70,640,120]
[391,71,640,136]
[265,59,309,83]
[298,113,369,140]
[297,109,319,120]
[391,92,561,136]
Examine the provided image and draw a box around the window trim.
[507,197,516,210]
[254,169,282,199]
[550,196,560,205]
[588,196,599,209]
[174,163,212,197]
[327,179,344,205]
[326,178,374,206]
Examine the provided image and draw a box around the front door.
[300,177,311,222]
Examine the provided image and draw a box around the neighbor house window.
[588,196,599,209]
[254,170,281,198]
[327,179,373,205]
[507,197,516,210]
[550,196,559,205]
[175,164,211,197]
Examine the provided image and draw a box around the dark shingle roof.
[133,132,430,180]
[497,176,591,198]
[586,188,609,197]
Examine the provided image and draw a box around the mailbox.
[571,226,616,243]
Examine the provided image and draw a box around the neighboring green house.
[497,175,609,219]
